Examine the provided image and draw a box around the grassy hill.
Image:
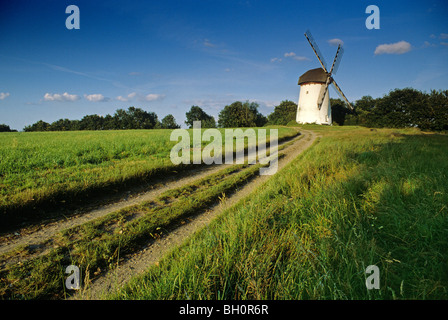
[112,126,448,300]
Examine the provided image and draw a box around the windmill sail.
[331,79,353,110]
[331,45,344,75]
[317,77,331,110]
[304,30,328,72]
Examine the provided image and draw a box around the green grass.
[0,133,289,299]
[111,126,448,300]
[0,127,297,227]
[0,163,264,299]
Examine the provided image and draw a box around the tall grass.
[113,127,448,300]
[0,127,297,226]
[0,133,290,299]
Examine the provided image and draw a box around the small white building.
[296,67,332,125]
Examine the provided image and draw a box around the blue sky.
[1,0,447,130]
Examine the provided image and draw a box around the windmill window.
[306,91,309,94]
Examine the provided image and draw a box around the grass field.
[0,127,297,229]
[111,126,448,300]
[0,126,295,299]
[1,125,447,300]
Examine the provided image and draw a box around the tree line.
[19,101,270,132]
[265,88,448,131]
[1,88,447,132]
[22,107,180,132]
[343,88,448,131]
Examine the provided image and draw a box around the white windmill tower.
[296,30,353,125]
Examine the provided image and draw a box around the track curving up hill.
[0,129,318,300]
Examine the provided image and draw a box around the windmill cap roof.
[298,68,328,85]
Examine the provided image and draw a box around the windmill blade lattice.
[331,45,344,74]
[304,29,328,72]
[331,80,353,110]
[330,45,344,75]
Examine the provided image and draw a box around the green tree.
[426,90,448,131]
[79,114,105,130]
[330,98,353,126]
[103,114,117,130]
[249,102,268,127]
[218,101,267,128]
[49,118,73,131]
[185,106,216,128]
[267,100,297,125]
[161,114,181,129]
[375,88,425,128]
[345,95,377,127]
[113,107,158,129]
[0,124,17,132]
[23,120,50,132]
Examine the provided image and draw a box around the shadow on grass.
[0,132,300,234]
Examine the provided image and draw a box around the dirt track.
[72,129,318,299]
[0,129,318,299]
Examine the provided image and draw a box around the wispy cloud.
[43,63,113,83]
[5,56,138,92]
[142,93,165,101]
[0,92,10,100]
[84,93,109,102]
[328,38,344,46]
[270,57,282,63]
[284,52,309,61]
[203,39,216,48]
[374,41,411,55]
[43,92,80,102]
[116,92,165,102]
[423,41,437,48]
[251,99,279,108]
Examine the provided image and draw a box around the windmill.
[296,30,353,125]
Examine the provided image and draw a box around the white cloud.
[374,41,411,55]
[423,41,437,48]
[0,92,10,100]
[116,92,137,102]
[143,93,165,101]
[254,100,279,108]
[440,33,448,39]
[292,55,309,61]
[116,92,164,102]
[84,93,109,102]
[441,42,448,46]
[328,38,344,46]
[44,92,80,101]
[284,52,309,61]
[270,57,282,63]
